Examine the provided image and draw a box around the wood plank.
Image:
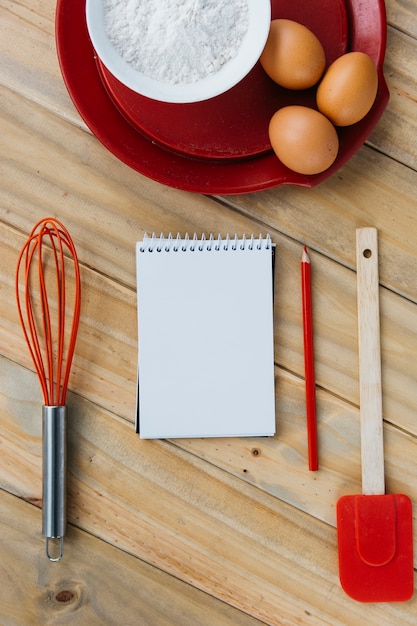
[1,81,416,304]
[0,82,233,288]
[0,489,265,626]
[387,0,417,38]
[221,143,417,302]
[368,25,417,166]
[1,357,416,625]
[3,216,417,436]
[0,0,85,125]
[2,320,417,535]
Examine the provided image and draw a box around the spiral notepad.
[135,233,276,439]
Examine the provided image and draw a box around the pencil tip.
[302,246,310,263]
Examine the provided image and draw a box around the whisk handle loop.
[42,405,67,561]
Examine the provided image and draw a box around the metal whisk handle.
[42,405,67,562]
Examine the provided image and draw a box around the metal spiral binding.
[139,233,272,252]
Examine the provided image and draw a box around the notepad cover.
[135,234,275,438]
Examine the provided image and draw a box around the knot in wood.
[55,589,75,603]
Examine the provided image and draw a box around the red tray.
[56,0,389,194]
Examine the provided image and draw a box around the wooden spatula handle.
[356,228,385,495]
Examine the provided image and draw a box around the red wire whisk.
[16,217,81,561]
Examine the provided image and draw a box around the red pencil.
[301,246,318,471]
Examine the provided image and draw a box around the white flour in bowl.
[103,0,249,85]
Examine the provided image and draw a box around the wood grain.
[1,0,417,623]
[0,489,265,626]
[2,357,417,624]
[356,228,385,495]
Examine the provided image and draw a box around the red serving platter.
[55,0,389,194]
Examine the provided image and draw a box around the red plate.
[97,1,348,160]
[55,0,389,194]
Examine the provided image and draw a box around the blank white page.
[136,234,275,438]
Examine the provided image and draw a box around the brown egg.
[316,52,378,126]
[269,106,339,175]
[260,19,326,90]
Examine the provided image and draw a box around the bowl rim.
[85,0,271,103]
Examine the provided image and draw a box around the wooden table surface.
[1,1,417,624]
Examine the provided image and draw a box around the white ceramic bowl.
[86,0,271,103]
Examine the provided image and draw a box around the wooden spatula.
[336,227,414,602]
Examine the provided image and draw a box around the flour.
[103,0,249,85]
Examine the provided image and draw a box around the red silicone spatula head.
[336,228,414,602]
[337,493,413,602]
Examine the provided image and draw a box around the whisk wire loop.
[16,217,81,406]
